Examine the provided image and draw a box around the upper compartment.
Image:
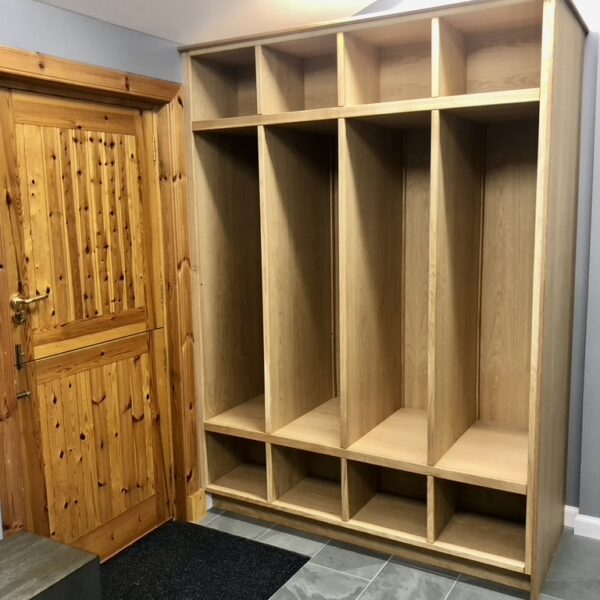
[433,1,543,96]
[340,20,432,105]
[258,35,338,113]
[189,47,258,120]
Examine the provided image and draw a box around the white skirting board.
[565,505,600,540]
[564,505,579,528]
[206,493,214,510]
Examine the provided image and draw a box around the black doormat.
[100,521,309,600]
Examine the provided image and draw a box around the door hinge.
[16,390,31,402]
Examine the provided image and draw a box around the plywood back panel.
[479,120,538,429]
[194,132,264,420]
[261,126,335,432]
[380,43,432,102]
[466,26,542,94]
[403,129,431,411]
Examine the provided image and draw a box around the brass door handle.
[10,292,49,310]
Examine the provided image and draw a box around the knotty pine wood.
[0,89,48,537]
[0,46,178,109]
[156,92,200,520]
[0,193,24,535]
[34,333,159,544]
[0,81,196,548]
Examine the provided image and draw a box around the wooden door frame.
[0,45,199,533]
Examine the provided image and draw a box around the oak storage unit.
[183,0,586,597]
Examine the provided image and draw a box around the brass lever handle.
[10,292,49,310]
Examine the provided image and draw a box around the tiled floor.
[198,509,600,599]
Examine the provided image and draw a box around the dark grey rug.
[100,521,309,599]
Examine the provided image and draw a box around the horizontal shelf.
[208,463,267,502]
[351,493,427,542]
[205,394,265,434]
[192,88,540,131]
[275,477,342,520]
[272,397,341,451]
[434,422,528,494]
[435,512,526,572]
[347,408,427,472]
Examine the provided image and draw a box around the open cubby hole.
[341,20,432,105]
[345,461,427,540]
[271,446,342,519]
[205,433,267,501]
[195,130,265,435]
[341,116,430,467]
[431,110,538,491]
[262,123,340,448]
[259,35,338,113]
[434,13,542,96]
[190,47,257,120]
[431,479,526,566]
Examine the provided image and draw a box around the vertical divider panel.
[342,459,377,522]
[427,476,457,543]
[255,46,265,115]
[431,18,467,97]
[258,125,272,434]
[428,110,483,465]
[266,442,275,502]
[338,32,379,106]
[270,445,307,501]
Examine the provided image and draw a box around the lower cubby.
[205,433,267,501]
[431,479,526,569]
[271,446,342,520]
[345,462,427,543]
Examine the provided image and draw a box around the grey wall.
[567,33,598,509]
[0,0,182,82]
[579,47,600,519]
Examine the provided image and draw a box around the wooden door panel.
[13,112,150,358]
[34,333,166,545]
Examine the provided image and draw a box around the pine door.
[0,90,173,558]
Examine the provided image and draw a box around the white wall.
[0,0,182,81]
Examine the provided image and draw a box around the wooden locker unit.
[183,0,586,596]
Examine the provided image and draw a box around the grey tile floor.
[198,509,600,600]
